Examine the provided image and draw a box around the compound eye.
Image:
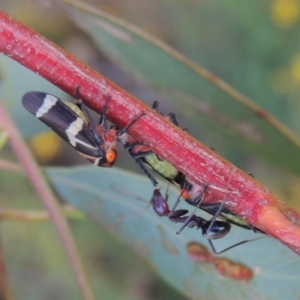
[181,189,190,200]
[106,149,116,163]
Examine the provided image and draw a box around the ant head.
[151,188,170,217]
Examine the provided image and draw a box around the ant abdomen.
[202,220,231,240]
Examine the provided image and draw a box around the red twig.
[0,11,300,255]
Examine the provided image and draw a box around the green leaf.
[46,165,300,299]
[0,55,71,137]
[56,0,300,175]
[0,130,8,150]
[0,168,183,299]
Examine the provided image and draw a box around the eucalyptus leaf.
[0,55,71,137]
[46,165,300,300]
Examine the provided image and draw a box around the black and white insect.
[22,89,144,167]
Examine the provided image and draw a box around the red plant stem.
[0,11,300,255]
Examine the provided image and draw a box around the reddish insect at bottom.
[213,257,253,281]
[187,241,253,281]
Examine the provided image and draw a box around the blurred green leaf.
[54,0,300,175]
[0,172,79,300]
[0,168,185,299]
[0,130,8,150]
[0,55,71,137]
[46,165,300,299]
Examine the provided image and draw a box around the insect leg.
[117,112,146,136]
[204,201,226,236]
[176,184,209,235]
[168,193,183,217]
[207,236,266,255]
[133,157,159,187]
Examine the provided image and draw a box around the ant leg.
[98,95,112,130]
[169,176,192,215]
[167,112,179,126]
[168,192,183,218]
[124,146,159,187]
[176,184,209,235]
[117,112,146,136]
[208,236,266,255]
[204,168,238,237]
[74,85,83,108]
[165,184,170,202]
[204,201,226,236]
[152,101,179,126]
[152,101,160,110]
[133,157,159,187]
